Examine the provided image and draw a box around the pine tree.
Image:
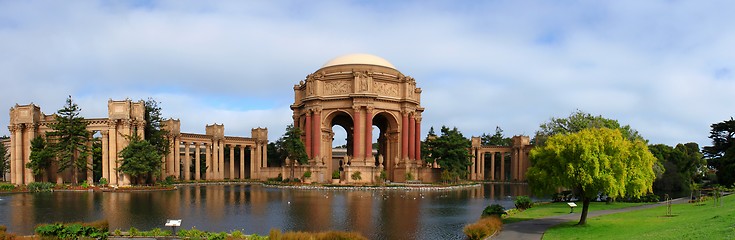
[118,134,162,185]
[144,98,170,156]
[27,136,54,181]
[276,124,307,181]
[0,141,9,182]
[424,126,472,182]
[46,96,91,184]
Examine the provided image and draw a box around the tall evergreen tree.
[424,126,472,182]
[421,127,438,166]
[46,96,91,184]
[0,141,9,182]
[118,134,162,185]
[144,98,170,156]
[480,126,512,146]
[27,136,54,181]
[703,117,735,187]
[274,124,308,181]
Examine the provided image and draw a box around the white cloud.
[1,1,734,148]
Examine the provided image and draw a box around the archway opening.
[328,111,354,173]
[372,112,399,180]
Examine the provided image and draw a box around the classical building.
[5,53,533,185]
[291,53,429,183]
[6,99,269,186]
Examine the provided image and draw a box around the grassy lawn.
[543,194,735,240]
[503,201,651,224]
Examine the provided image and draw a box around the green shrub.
[230,229,246,239]
[482,204,507,218]
[114,229,122,236]
[514,196,533,210]
[81,180,89,188]
[351,171,362,181]
[207,231,227,240]
[146,227,167,237]
[163,175,177,185]
[35,223,64,237]
[128,226,140,236]
[302,171,312,179]
[406,172,414,181]
[332,170,341,179]
[99,177,108,185]
[27,182,55,192]
[379,170,387,182]
[178,227,207,238]
[34,220,108,239]
[0,183,15,191]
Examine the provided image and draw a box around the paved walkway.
[492,198,688,240]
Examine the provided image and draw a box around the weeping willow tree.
[527,128,657,225]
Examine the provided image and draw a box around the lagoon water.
[0,183,531,239]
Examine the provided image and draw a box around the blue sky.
[1,1,733,147]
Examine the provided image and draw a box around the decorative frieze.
[325,80,352,95]
[373,81,399,97]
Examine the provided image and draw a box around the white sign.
[567,202,577,207]
[165,219,182,227]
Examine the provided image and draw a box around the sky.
[1,0,733,148]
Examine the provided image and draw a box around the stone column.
[480,152,485,180]
[490,152,496,181]
[365,107,373,163]
[500,152,505,182]
[408,115,415,161]
[173,137,180,180]
[108,122,118,185]
[305,111,312,158]
[239,146,245,179]
[195,142,201,180]
[352,106,362,162]
[229,144,235,179]
[470,149,476,180]
[218,140,224,179]
[263,142,268,168]
[11,125,21,185]
[401,112,408,162]
[205,142,212,179]
[415,116,421,162]
[101,130,109,182]
[87,140,93,184]
[312,109,321,160]
[24,125,35,184]
[250,145,256,178]
[183,141,190,181]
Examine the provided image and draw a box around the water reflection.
[0,183,533,239]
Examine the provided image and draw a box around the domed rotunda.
[291,54,424,183]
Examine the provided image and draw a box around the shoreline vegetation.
[0,220,368,240]
[0,179,489,194]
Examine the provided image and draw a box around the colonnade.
[163,136,268,181]
[469,136,532,182]
[400,111,421,163]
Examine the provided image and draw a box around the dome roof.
[321,53,396,69]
